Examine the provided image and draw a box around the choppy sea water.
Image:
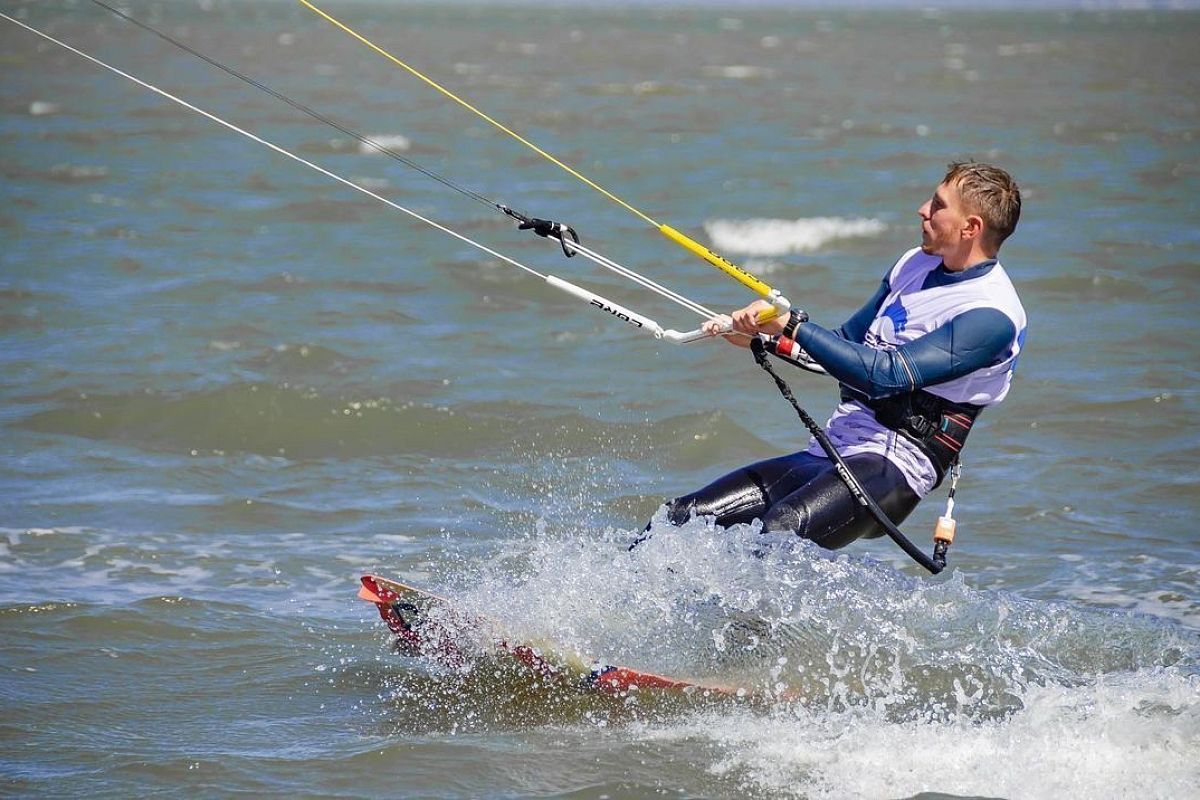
[2,1,1198,797]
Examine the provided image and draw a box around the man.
[655,161,1027,551]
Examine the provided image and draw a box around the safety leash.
[749,338,947,574]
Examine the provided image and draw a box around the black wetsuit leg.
[655,451,920,550]
[760,452,919,549]
[663,451,831,528]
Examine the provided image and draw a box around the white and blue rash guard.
[790,247,1028,496]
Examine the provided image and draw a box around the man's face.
[917,181,969,257]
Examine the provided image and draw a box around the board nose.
[358,576,385,604]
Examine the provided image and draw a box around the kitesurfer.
[655,161,1027,550]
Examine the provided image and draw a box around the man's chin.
[920,242,936,255]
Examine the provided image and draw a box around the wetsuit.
[662,247,1027,550]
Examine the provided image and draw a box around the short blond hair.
[944,161,1021,252]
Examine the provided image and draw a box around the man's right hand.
[730,299,788,337]
[702,299,788,348]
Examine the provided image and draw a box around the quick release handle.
[760,332,827,375]
[763,335,808,368]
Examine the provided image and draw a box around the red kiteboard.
[359,574,741,697]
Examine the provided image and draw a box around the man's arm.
[793,308,1016,399]
[709,278,891,347]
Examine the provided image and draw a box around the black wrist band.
[781,308,808,339]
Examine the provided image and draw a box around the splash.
[418,517,1196,701]
[377,516,1199,796]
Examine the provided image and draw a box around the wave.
[45,163,110,182]
[704,217,887,256]
[263,198,376,223]
[581,80,692,97]
[357,134,411,155]
[701,65,776,80]
[16,384,768,462]
[28,100,60,116]
[1025,270,1155,301]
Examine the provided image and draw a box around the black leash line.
[750,338,945,574]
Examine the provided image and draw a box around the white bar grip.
[544,275,664,337]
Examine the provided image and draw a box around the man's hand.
[701,313,734,337]
[702,299,789,348]
[729,299,787,336]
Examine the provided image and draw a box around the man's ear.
[962,214,984,241]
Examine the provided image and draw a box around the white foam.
[704,217,887,256]
[358,134,411,155]
[53,164,110,180]
[1,526,91,539]
[658,669,1200,799]
[702,65,774,80]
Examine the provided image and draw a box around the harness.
[752,338,950,574]
[839,385,982,487]
[762,314,983,573]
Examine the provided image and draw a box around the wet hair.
[943,161,1021,252]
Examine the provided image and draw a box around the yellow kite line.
[298,0,789,319]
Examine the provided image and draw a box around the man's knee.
[635,497,693,537]
[664,497,697,526]
[762,500,807,538]
[629,497,694,551]
[763,496,862,550]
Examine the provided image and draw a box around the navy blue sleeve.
[835,279,891,342]
[794,307,1017,399]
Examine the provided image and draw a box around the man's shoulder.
[962,260,1027,326]
[986,260,1025,300]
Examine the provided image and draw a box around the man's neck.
[942,245,995,272]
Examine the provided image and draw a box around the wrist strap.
[781,308,808,339]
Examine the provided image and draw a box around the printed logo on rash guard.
[882,298,908,333]
[866,298,908,349]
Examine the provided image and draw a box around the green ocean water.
[2,2,1198,797]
